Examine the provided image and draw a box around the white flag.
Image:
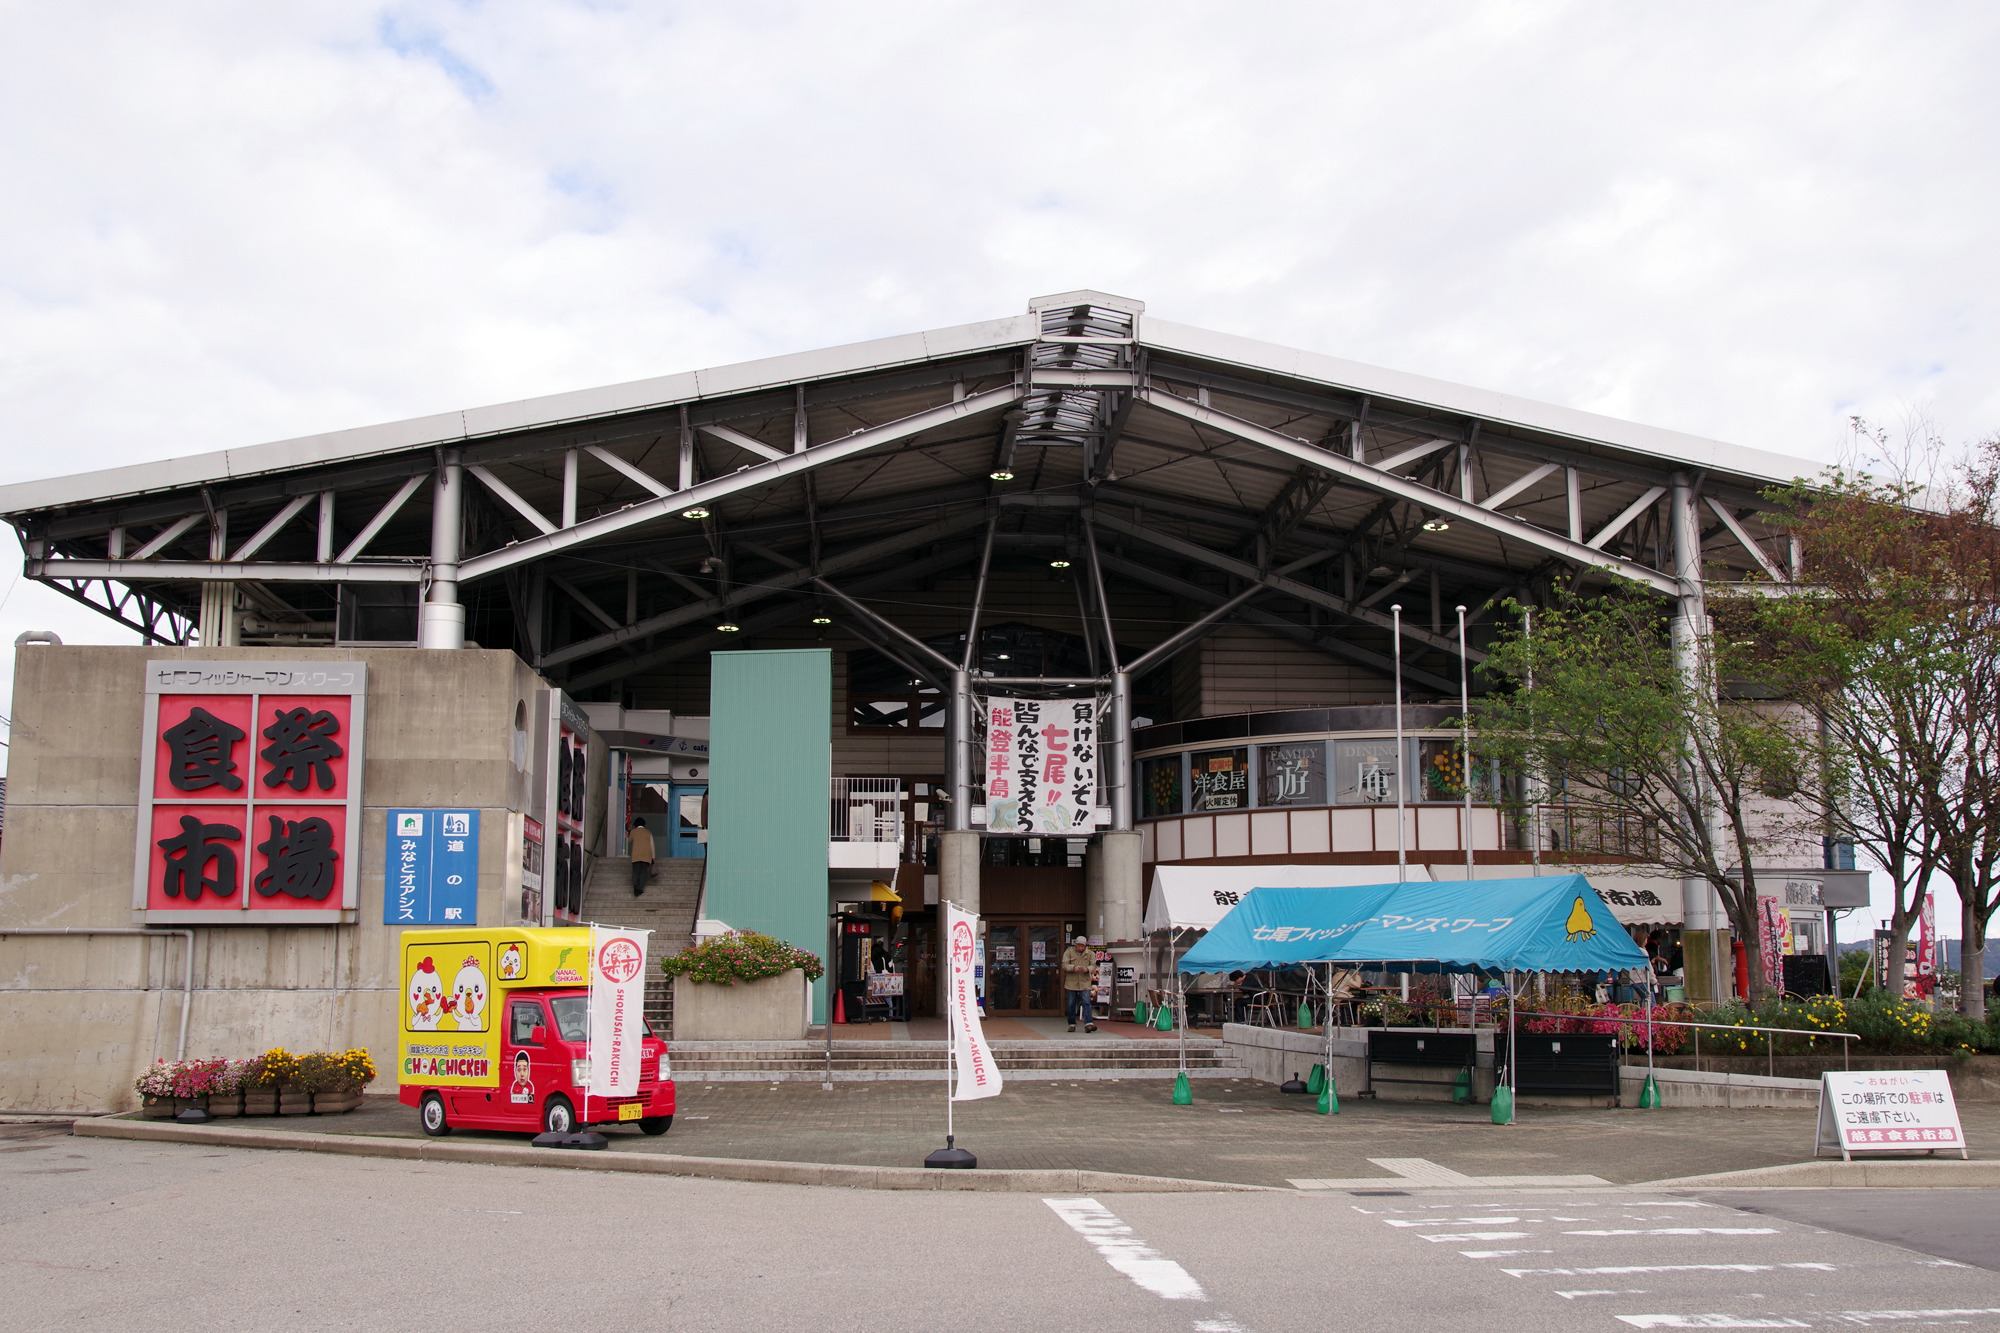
[945,903,1003,1101]
[587,925,651,1098]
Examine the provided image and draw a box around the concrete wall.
[0,645,547,1112]
[671,972,810,1041]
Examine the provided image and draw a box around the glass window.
[1141,756,1182,818]
[549,995,590,1043]
[1333,739,1402,804]
[1257,742,1326,807]
[1189,747,1250,812]
[510,1001,546,1045]
[1417,738,1468,802]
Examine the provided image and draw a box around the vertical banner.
[587,925,650,1098]
[1757,897,1786,992]
[1913,893,1937,999]
[945,903,1003,1101]
[981,697,1099,834]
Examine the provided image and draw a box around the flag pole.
[1458,604,1474,883]
[1392,603,1407,883]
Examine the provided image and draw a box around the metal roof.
[0,290,1814,516]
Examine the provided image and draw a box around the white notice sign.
[1816,1069,1967,1160]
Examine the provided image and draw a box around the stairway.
[667,1037,1250,1083]
[580,856,704,1037]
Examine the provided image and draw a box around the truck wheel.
[419,1092,451,1137]
[542,1094,576,1134]
[638,1115,672,1136]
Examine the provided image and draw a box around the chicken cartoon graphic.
[445,955,489,1031]
[408,956,444,1030]
[1564,895,1597,943]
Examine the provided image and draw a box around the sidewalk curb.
[71,1116,1276,1193]
[1643,1158,2000,1189]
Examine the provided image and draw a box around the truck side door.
[503,998,552,1126]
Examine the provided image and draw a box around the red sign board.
[134,661,367,925]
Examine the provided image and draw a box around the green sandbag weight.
[1640,1073,1661,1109]
[1490,1083,1514,1125]
[1134,1000,1149,1025]
[1297,1000,1313,1029]
[1453,1067,1472,1104]
[1156,1003,1174,1031]
[1305,1063,1326,1095]
[1317,1082,1337,1115]
[1172,1071,1193,1105]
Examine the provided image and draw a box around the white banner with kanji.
[587,925,651,1098]
[981,697,1099,835]
[945,903,1002,1102]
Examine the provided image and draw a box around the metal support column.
[1669,471,1722,1000]
[419,451,467,649]
[948,668,974,832]
[1109,670,1133,831]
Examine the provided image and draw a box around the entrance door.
[983,922,1081,1015]
[669,783,707,859]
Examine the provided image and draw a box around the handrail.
[1508,1007,1857,1076]
[0,927,196,1061]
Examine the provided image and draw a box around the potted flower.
[310,1049,376,1114]
[207,1059,247,1117]
[135,1061,180,1118]
[661,931,825,1041]
[240,1053,277,1116]
[265,1048,314,1116]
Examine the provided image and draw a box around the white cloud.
[3,0,1999,811]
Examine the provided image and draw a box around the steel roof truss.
[1704,497,1790,584]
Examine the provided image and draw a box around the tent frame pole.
[1393,603,1408,882]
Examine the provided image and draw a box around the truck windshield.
[546,995,656,1042]
[549,996,590,1042]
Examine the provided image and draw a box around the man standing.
[629,821,655,896]
[1062,936,1097,1033]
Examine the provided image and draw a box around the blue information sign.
[384,809,481,925]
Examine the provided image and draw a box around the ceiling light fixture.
[989,466,1015,481]
[716,621,741,633]
[1422,518,1450,532]
[811,615,832,625]
[1050,558,1071,569]
[681,505,710,520]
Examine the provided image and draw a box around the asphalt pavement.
[4,1126,1998,1331]
[294,1079,2000,1188]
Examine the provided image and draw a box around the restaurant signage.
[133,660,366,925]
[945,903,1002,1101]
[981,696,1099,835]
[1816,1070,1967,1160]
[587,924,651,1099]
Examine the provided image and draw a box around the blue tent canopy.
[1175,874,1651,976]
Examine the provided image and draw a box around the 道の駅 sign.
[1816,1069,1968,1160]
[384,809,481,926]
[981,696,1099,835]
[134,660,367,925]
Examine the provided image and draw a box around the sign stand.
[1814,1070,1968,1161]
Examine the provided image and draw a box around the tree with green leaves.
[1475,583,1814,1005]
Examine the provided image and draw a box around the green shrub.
[660,932,825,986]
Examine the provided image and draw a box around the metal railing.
[830,777,904,845]
[1510,1008,1859,1078]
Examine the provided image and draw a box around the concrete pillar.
[1669,472,1723,1001]
[419,452,466,649]
[1109,671,1133,830]
[1084,838,1106,939]
[1097,830,1143,943]
[947,670,973,831]
[937,829,982,1014]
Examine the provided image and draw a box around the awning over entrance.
[1176,874,1651,975]
[1143,863,1433,934]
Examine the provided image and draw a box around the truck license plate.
[617,1102,643,1122]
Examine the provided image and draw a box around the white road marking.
[1617,1318,1809,1328]
[1462,1249,1554,1258]
[1385,1216,1524,1226]
[1566,1228,1780,1237]
[1558,1289,1650,1299]
[1044,1196,1250,1333]
[1507,1265,1839,1277]
[1621,1311,2000,1329]
[1417,1231,1532,1242]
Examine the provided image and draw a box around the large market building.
[0,291,1855,1111]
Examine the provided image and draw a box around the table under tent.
[1173,874,1653,1114]
[1138,864,1432,1027]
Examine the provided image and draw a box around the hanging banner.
[1912,894,1937,999]
[1757,897,1786,993]
[945,903,1003,1102]
[982,697,1099,834]
[587,925,651,1099]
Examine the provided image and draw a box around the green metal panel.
[706,649,833,1021]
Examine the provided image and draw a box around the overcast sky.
[4,3,1997,927]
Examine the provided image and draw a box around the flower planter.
[242,1089,278,1116]
[141,1095,177,1119]
[207,1091,244,1117]
[671,969,810,1041]
[278,1084,314,1115]
[311,1090,360,1115]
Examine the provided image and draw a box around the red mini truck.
[397,927,674,1137]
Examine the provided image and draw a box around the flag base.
[1280,1073,1308,1094]
[173,1108,211,1124]
[533,1131,609,1150]
[924,1141,977,1169]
